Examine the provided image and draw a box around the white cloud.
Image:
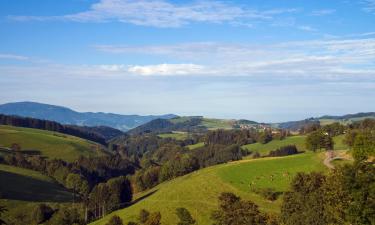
[8,0,297,28]
[94,38,375,77]
[128,63,206,76]
[0,53,29,61]
[311,9,336,16]
[297,25,317,32]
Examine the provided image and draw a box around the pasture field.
[0,125,103,162]
[242,135,348,157]
[201,118,233,129]
[242,135,307,156]
[218,152,325,193]
[157,131,189,140]
[90,152,325,225]
[187,142,205,150]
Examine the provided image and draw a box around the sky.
[0,0,375,122]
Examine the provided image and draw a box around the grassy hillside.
[201,118,234,129]
[242,136,307,156]
[157,131,189,140]
[242,135,348,157]
[187,142,205,150]
[0,125,104,162]
[91,152,326,225]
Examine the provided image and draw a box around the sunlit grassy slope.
[91,152,326,225]
[187,142,205,150]
[0,125,104,162]
[242,136,307,156]
[242,135,348,157]
[157,131,189,140]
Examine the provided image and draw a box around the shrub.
[268,145,298,157]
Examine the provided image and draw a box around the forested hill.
[0,101,177,131]
[126,116,263,135]
[0,114,123,145]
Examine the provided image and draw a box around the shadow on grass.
[20,149,41,155]
[117,190,158,210]
[0,149,42,156]
[0,170,73,202]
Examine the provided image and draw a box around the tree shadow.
[0,170,73,202]
[117,190,158,210]
[20,149,41,155]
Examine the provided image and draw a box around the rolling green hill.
[127,116,263,134]
[90,152,326,225]
[0,125,104,162]
[157,131,189,140]
[187,142,205,150]
[242,136,307,156]
[242,135,348,157]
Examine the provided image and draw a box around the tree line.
[0,114,107,145]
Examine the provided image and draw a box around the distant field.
[0,164,72,202]
[187,142,205,150]
[201,118,233,129]
[158,131,189,140]
[242,136,307,156]
[0,125,104,162]
[242,135,348,157]
[90,152,326,225]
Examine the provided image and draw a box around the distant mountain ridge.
[275,112,375,130]
[128,112,375,134]
[0,102,177,131]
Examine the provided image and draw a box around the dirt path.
[323,150,352,169]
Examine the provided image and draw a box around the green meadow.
[242,134,348,157]
[242,135,307,156]
[90,152,326,225]
[0,125,103,162]
[187,142,205,150]
[157,131,189,140]
[201,118,233,129]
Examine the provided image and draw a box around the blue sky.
[0,0,375,122]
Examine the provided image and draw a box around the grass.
[217,152,325,194]
[333,134,348,150]
[187,142,205,150]
[0,164,73,202]
[242,136,307,156]
[201,118,234,130]
[242,135,349,157]
[158,131,189,140]
[0,125,104,162]
[90,152,326,225]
